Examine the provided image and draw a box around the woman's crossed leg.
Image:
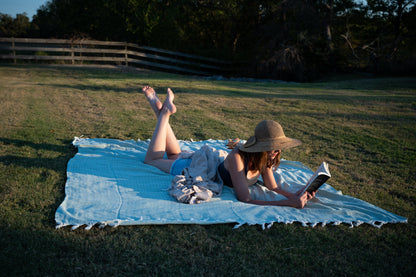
[143,86,181,173]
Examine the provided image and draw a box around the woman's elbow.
[237,195,252,203]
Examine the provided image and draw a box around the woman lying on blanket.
[143,86,315,208]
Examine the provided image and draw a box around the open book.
[301,162,331,194]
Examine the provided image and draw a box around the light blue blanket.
[55,138,407,229]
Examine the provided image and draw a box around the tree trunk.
[324,0,335,53]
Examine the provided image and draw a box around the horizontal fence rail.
[0,37,238,76]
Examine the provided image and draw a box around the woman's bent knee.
[143,158,174,174]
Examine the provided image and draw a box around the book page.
[301,162,331,194]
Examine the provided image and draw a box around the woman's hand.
[285,190,315,208]
[289,192,310,208]
[308,191,316,199]
[295,188,315,198]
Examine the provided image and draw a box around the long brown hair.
[238,149,281,172]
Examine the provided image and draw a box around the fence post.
[80,42,83,64]
[125,43,128,67]
[12,38,16,64]
[71,41,74,65]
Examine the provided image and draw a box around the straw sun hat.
[240,120,301,153]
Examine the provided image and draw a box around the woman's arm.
[242,192,309,208]
[262,167,296,198]
[225,149,252,202]
[263,167,315,200]
[226,150,309,208]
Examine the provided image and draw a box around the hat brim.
[240,136,301,153]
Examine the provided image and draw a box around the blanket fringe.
[71,225,81,231]
[85,224,94,230]
[369,220,385,228]
[56,218,406,231]
[232,219,394,230]
[233,222,245,229]
[55,223,67,229]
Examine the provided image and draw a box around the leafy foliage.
[1,0,415,80]
[0,13,32,37]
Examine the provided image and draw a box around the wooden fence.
[0,37,236,76]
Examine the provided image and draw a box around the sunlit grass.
[0,65,415,276]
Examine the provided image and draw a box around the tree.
[3,0,413,80]
[248,0,336,81]
[337,0,415,73]
[0,13,31,37]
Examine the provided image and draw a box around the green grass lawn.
[1,64,415,276]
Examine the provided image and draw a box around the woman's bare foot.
[161,88,177,115]
[143,86,162,116]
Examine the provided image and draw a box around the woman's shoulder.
[225,147,244,167]
[229,147,243,158]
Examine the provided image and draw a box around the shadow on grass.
[0,138,78,228]
[36,83,140,94]
[37,81,416,105]
[0,138,71,154]
[0,138,77,175]
[0,155,69,172]
[0,226,158,276]
[21,64,416,87]
[176,87,416,103]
